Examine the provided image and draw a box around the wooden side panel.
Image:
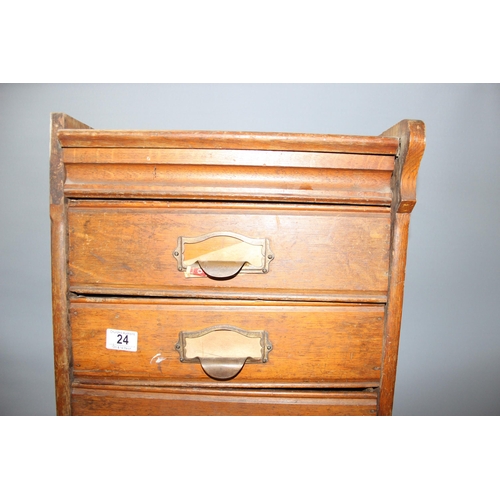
[379,213,411,415]
[70,299,384,385]
[71,386,378,416]
[379,120,426,415]
[381,120,426,213]
[67,202,391,301]
[50,113,92,416]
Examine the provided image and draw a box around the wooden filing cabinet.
[50,113,425,415]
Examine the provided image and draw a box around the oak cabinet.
[50,113,425,415]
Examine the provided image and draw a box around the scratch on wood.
[90,251,106,264]
[150,353,167,364]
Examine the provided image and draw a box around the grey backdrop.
[1,83,498,416]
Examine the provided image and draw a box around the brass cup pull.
[198,357,248,380]
[175,325,272,380]
[197,260,246,279]
[173,231,274,279]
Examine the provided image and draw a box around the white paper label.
[106,329,138,352]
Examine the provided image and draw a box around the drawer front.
[72,385,378,416]
[70,298,384,386]
[68,201,391,302]
[72,386,377,416]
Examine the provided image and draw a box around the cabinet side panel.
[379,212,410,415]
[381,120,425,213]
[379,120,425,415]
[50,113,91,415]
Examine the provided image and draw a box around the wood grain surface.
[70,298,384,385]
[63,148,395,169]
[64,162,393,205]
[67,201,391,301]
[378,120,426,415]
[58,128,399,155]
[50,114,425,416]
[63,146,395,204]
[381,119,426,213]
[50,113,92,416]
[71,385,378,416]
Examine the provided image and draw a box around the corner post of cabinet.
[50,113,92,415]
[378,120,426,415]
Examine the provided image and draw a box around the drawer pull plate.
[175,325,272,380]
[173,232,274,279]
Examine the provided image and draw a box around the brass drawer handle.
[173,231,274,279]
[197,260,246,279]
[175,325,272,380]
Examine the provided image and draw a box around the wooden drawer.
[71,385,378,416]
[70,297,384,386]
[68,201,391,302]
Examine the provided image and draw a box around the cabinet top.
[57,128,400,155]
[51,114,425,213]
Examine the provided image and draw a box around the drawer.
[71,385,378,416]
[68,201,391,302]
[70,298,384,386]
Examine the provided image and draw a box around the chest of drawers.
[50,113,425,415]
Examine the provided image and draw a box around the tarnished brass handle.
[197,357,248,380]
[197,260,246,279]
[175,325,272,380]
[173,231,274,279]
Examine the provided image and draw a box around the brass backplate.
[175,325,272,364]
[172,231,274,276]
